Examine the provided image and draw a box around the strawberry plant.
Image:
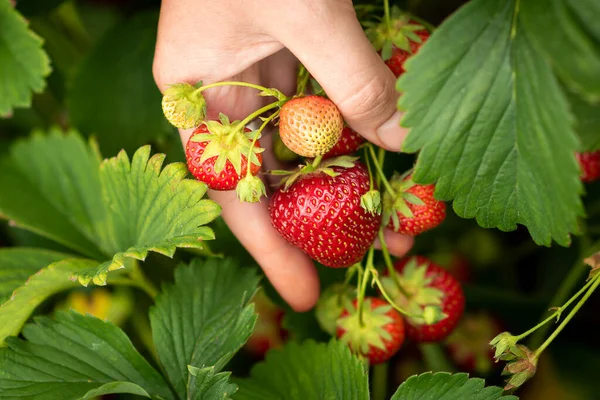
[1,0,600,399]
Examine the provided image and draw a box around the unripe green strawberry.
[278,95,344,158]
[161,82,206,129]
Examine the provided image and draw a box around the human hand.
[153,0,414,312]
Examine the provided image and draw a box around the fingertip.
[374,229,415,258]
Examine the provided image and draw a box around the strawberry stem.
[296,64,310,96]
[532,272,600,362]
[239,100,286,128]
[370,265,418,318]
[358,249,375,326]
[195,81,287,101]
[245,110,281,175]
[311,155,324,169]
[377,229,411,299]
[383,0,391,33]
[371,362,389,400]
[364,148,376,191]
[127,259,158,299]
[514,273,598,343]
[368,144,396,197]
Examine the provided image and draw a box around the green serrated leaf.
[0,258,91,345]
[0,0,51,116]
[398,0,584,246]
[150,258,259,399]
[0,129,221,288]
[234,340,369,400]
[69,11,173,155]
[0,248,72,304]
[520,0,600,103]
[189,366,238,400]
[0,312,175,400]
[0,129,106,259]
[391,372,518,399]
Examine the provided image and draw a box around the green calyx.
[270,155,359,191]
[364,7,427,60]
[315,283,356,336]
[337,299,395,356]
[191,113,264,176]
[382,171,425,231]
[380,257,447,326]
[161,82,207,129]
[360,190,382,215]
[489,332,520,361]
[501,345,537,391]
[235,174,266,203]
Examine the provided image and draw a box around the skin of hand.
[153,0,415,312]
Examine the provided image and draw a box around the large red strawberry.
[278,95,344,158]
[185,114,263,191]
[337,297,405,364]
[384,29,429,77]
[269,161,379,268]
[576,151,600,183]
[383,173,446,236]
[323,127,365,159]
[381,255,465,342]
[445,312,503,375]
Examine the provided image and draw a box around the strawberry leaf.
[0,248,72,304]
[398,0,584,246]
[520,0,600,103]
[0,0,51,117]
[0,258,90,345]
[234,340,369,400]
[149,258,258,399]
[0,129,220,287]
[0,312,175,400]
[188,366,238,400]
[391,372,517,399]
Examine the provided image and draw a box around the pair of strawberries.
[334,255,465,365]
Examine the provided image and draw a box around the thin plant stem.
[377,229,410,298]
[528,237,600,348]
[371,362,389,400]
[383,0,391,32]
[364,148,375,191]
[127,261,158,299]
[368,145,396,196]
[239,101,284,128]
[245,110,280,175]
[311,155,324,169]
[358,249,375,325]
[196,81,282,97]
[517,275,597,342]
[533,273,600,360]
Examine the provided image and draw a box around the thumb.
[268,2,408,151]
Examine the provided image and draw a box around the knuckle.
[337,73,395,120]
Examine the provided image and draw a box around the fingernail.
[376,111,409,152]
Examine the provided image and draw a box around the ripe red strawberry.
[244,290,288,359]
[576,151,600,183]
[185,115,263,191]
[337,297,405,364]
[269,161,379,267]
[278,95,344,158]
[445,312,503,375]
[383,173,446,236]
[385,29,429,77]
[381,255,465,342]
[323,127,365,159]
